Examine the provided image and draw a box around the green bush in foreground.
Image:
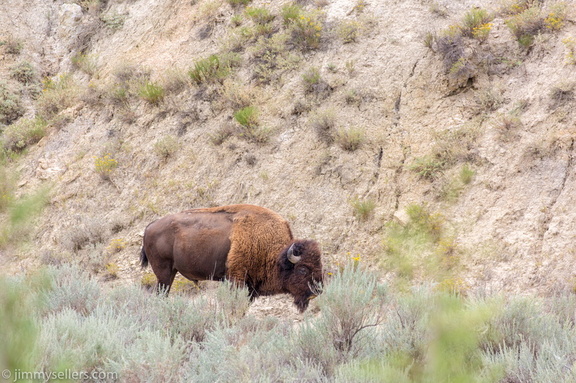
[2,262,576,382]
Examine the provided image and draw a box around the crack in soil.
[537,138,575,254]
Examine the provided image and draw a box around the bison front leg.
[226,270,258,301]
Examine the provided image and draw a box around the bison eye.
[296,267,309,276]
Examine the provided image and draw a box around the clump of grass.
[154,136,179,160]
[161,68,190,94]
[410,155,446,181]
[1,35,23,55]
[459,163,475,185]
[62,217,108,253]
[0,82,24,125]
[432,33,468,77]
[233,106,259,128]
[1,117,48,153]
[549,82,574,109]
[171,277,200,295]
[104,262,120,280]
[337,20,361,43]
[100,12,126,30]
[233,106,271,144]
[281,4,302,25]
[71,53,97,76]
[248,32,298,84]
[309,108,336,144]
[474,87,505,112]
[563,37,576,65]
[286,9,323,50]
[497,115,523,141]
[94,154,118,180]
[350,197,376,221]
[209,124,235,146]
[140,272,156,290]
[505,6,545,47]
[188,53,241,85]
[219,80,258,109]
[138,81,165,105]
[37,74,79,120]
[106,238,126,254]
[461,8,493,38]
[544,3,568,31]
[244,7,275,24]
[335,127,365,151]
[10,61,36,84]
[227,0,252,7]
[302,67,321,93]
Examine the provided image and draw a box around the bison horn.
[287,243,301,264]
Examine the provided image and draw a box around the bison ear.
[287,243,301,264]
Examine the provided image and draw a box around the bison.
[140,204,323,312]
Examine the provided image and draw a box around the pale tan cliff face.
[1,0,575,295]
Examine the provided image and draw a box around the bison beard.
[140,204,323,312]
[278,240,323,312]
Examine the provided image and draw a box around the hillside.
[1,0,576,298]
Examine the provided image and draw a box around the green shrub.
[138,81,165,105]
[0,82,24,125]
[37,74,79,120]
[0,166,15,213]
[459,163,475,185]
[248,32,298,84]
[189,53,241,84]
[563,37,576,65]
[226,0,252,7]
[337,20,361,43]
[281,3,302,25]
[1,36,23,55]
[410,155,446,181]
[383,204,448,281]
[301,67,321,92]
[100,12,126,30]
[461,8,493,38]
[1,117,47,152]
[244,7,275,24]
[287,10,323,50]
[10,61,36,84]
[310,263,387,357]
[94,154,118,180]
[154,136,179,159]
[71,53,97,75]
[0,276,39,375]
[505,7,544,47]
[233,106,259,128]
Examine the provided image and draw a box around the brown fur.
[141,204,323,311]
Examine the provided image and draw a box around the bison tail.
[140,247,149,269]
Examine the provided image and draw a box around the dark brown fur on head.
[278,239,323,312]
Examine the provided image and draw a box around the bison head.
[278,239,323,312]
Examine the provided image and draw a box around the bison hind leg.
[156,268,178,295]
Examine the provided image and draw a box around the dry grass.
[335,127,365,151]
[309,108,336,144]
